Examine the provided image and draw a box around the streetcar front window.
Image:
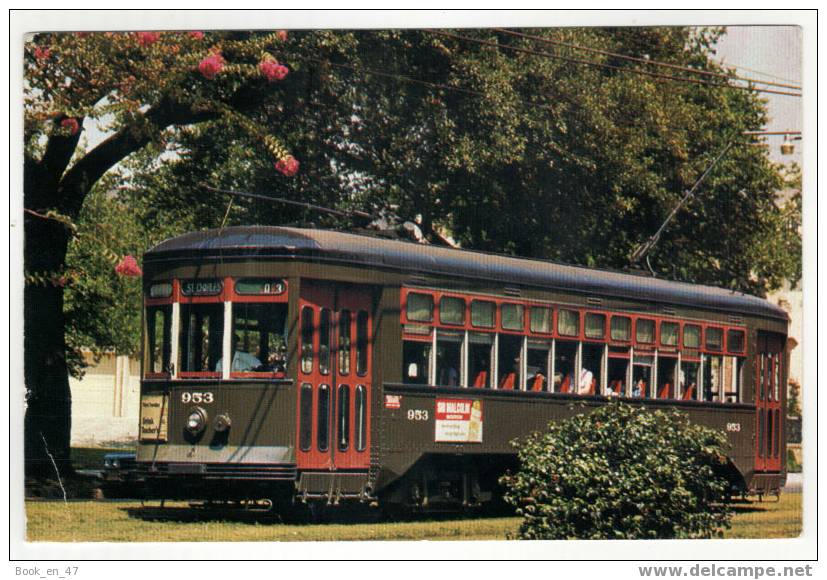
[146,305,171,375]
[231,302,288,374]
[180,303,224,374]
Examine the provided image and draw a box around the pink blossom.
[136,31,161,47]
[198,52,225,79]
[34,46,51,62]
[275,155,300,177]
[277,30,288,42]
[60,118,80,135]
[74,32,91,37]
[259,58,289,82]
[189,31,205,40]
[115,255,143,277]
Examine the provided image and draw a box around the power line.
[720,61,801,85]
[429,30,801,98]
[494,28,801,92]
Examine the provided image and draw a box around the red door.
[296,282,372,472]
[755,333,784,472]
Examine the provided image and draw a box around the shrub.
[501,402,733,539]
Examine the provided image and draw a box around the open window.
[703,354,724,402]
[403,338,432,385]
[680,358,700,401]
[179,303,224,377]
[632,354,653,398]
[554,340,577,393]
[580,343,603,395]
[145,304,172,377]
[526,340,550,391]
[607,347,630,396]
[656,355,678,399]
[497,334,522,389]
[436,330,462,386]
[230,302,288,378]
[469,333,493,388]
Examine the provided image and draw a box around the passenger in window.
[257,344,287,373]
[440,365,459,387]
[578,367,594,395]
[216,334,262,372]
[632,378,646,398]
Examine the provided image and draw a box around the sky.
[714,25,803,165]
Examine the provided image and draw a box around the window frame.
[229,299,290,380]
[583,311,607,341]
[177,297,225,379]
[635,317,656,346]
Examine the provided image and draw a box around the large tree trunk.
[23,210,73,479]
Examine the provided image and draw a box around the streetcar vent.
[586,297,602,306]
[662,307,676,316]
[504,286,521,297]
[729,315,743,324]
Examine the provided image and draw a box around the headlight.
[186,407,208,435]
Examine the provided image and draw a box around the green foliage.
[500,403,733,539]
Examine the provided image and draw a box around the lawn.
[25,493,801,542]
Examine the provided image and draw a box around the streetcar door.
[754,333,784,473]
[296,283,372,472]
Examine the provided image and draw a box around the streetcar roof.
[145,226,788,321]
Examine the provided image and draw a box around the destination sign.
[139,394,169,441]
[235,278,286,296]
[180,279,223,296]
[148,282,173,298]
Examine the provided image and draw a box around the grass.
[25,493,801,542]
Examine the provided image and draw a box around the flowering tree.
[23,30,299,477]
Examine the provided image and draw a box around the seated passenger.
[216,335,262,372]
[632,378,647,398]
[577,367,594,395]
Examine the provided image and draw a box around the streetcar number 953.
[726,422,741,432]
[181,392,214,404]
[407,409,429,421]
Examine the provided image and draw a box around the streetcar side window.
[179,303,224,374]
[436,330,462,386]
[607,347,630,396]
[703,354,724,402]
[471,300,495,328]
[439,296,466,325]
[679,360,700,400]
[636,319,655,344]
[146,305,171,375]
[632,354,653,398]
[553,340,577,393]
[403,340,432,385]
[683,324,701,349]
[610,316,631,342]
[584,313,606,340]
[728,329,745,353]
[526,341,550,391]
[656,355,678,399]
[660,322,679,347]
[501,303,525,331]
[469,333,493,388]
[580,343,603,395]
[407,292,433,322]
[231,302,288,374]
[706,327,723,351]
[497,334,522,389]
[557,309,579,337]
[530,306,552,334]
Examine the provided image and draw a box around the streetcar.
[137,226,789,510]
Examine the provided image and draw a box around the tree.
[500,403,733,539]
[23,30,311,477]
[27,27,799,477]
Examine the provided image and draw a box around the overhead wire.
[493,27,802,91]
[428,30,801,98]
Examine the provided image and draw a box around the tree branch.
[57,97,220,216]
